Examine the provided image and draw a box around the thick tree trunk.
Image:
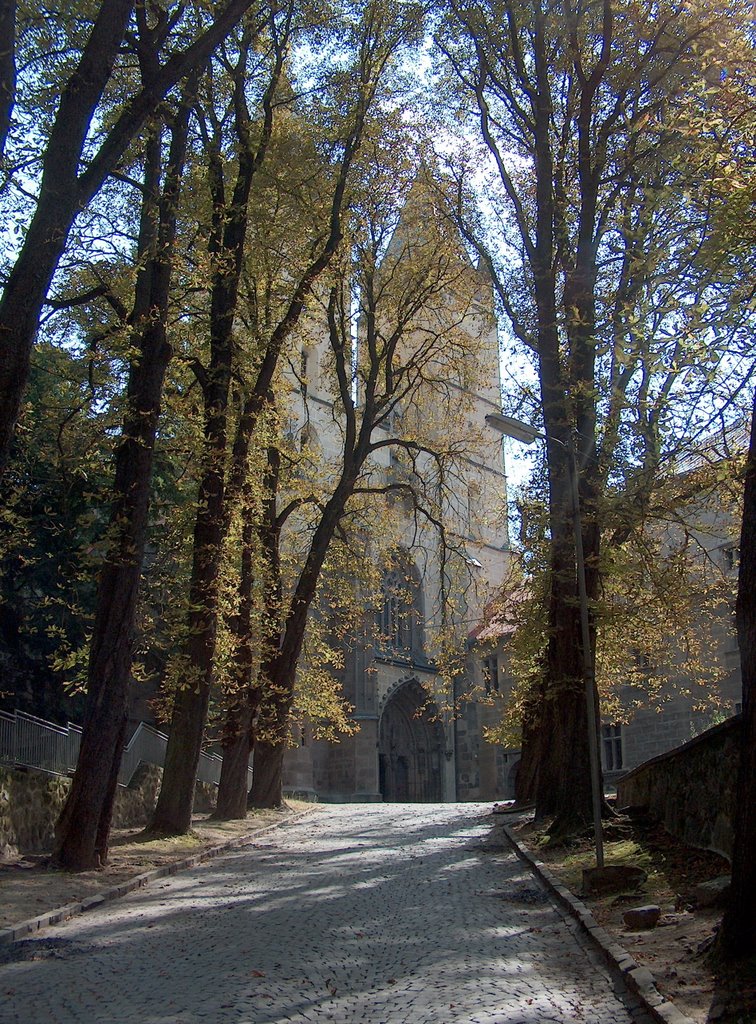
[147,44,278,834]
[247,656,291,811]
[214,702,256,819]
[54,355,173,868]
[535,658,592,827]
[532,355,598,826]
[54,682,131,869]
[719,400,756,959]
[249,738,287,809]
[148,511,225,834]
[93,716,128,864]
[533,478,600,831]
[214,507,262,821]
[151,681,210,834]
[521,18,596,829]
[147,267,240,835]
[54,717,127,872]
[54,108,190,870]
[720,686,756,957]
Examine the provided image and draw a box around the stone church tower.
[281,187,511,803]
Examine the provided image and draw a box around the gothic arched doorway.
[378,679,445,802]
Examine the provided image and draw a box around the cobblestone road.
[0,804,650,1024]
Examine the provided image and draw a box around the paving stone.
[0,804,654,1024]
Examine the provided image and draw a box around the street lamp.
[486,412,604,868]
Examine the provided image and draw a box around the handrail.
[0,710,252,790]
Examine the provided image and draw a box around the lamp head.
[485,413,540,445]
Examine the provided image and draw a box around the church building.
[279,199,514,803]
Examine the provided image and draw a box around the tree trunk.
[514,687,543,804]
[718,398,756,959]
[93,717,128,864]
[52,712,127,873]
[214,497,263,821]
[149,474,229,833]
[147,42,279,834]
[146,297,237,836]
[532,365,598,826]
[249,737,287,809]
[522,18,597,828]
[53,107,190,870]
[214,702,256,819]
[535,663,592,827]
[150,667,212,834]
[54,352,173,869]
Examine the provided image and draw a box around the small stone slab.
[694,875,731,908]
[623,904,661,930]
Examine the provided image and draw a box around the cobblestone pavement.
[0,804,651,1024]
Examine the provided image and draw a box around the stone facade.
[280,198,512,804]
[452,691,518,801]
[286,232,743,810]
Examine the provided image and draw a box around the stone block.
[622,905,661,930]
[627,965,658,995]
[694,875,731,908]
[81,894,106,910]
[654,1002,698,1024]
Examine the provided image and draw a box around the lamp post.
[486,412,604,868]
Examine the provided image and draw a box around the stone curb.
[0,807,317,947]
[500,822,696,1024]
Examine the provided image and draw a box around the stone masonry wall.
[616,715,741,860]
[0,763,218,857]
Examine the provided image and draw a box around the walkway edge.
[0,807,317,947]
[500,822,696,1024]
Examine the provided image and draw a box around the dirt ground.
[0,802,316,931]
[507,810,756,1024]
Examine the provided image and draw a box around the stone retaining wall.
[0,764,218,857]
[616,715,741,861]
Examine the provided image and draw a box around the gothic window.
[601,723,623,771]
[482,654,499,694]
[379,571,413,650]
[378,563,422,653]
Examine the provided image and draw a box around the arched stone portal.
[378,679,445,802]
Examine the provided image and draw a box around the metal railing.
[0,710,81,777]
[0,709,252,790]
